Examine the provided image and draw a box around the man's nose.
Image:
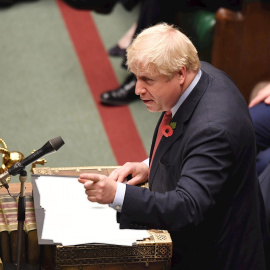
[135,81,146,95]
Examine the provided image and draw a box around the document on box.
[32,175,150,246]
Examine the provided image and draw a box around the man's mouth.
[141,99,152,104]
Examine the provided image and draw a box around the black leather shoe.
[108,44,126,57]
[0,0,39,6]
[62,0,117,14]
[0,0,13,4]
[100,75,139,106]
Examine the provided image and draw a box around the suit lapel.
[149,70,210,189]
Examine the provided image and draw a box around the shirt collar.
[171,69,202,117]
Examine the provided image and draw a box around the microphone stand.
[4,170,38,270]
[16,170,27,270]
[2,137,65,269]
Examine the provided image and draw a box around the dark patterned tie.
[149,110,172,171]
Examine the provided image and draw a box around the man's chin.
[146,106,159,113]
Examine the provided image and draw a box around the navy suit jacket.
[118,62,269,269]
[259,163,270,228]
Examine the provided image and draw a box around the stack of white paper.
[32,175,149,246]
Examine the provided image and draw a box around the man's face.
[134,69,183,112]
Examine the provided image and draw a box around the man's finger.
[79,173,101,183]
[108,170,119,181]
[87,195,97,203]
[78,178,88,184]
[127,176,146,186]
[249,97,260,108]
[265,96,270,104]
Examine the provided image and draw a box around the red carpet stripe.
[57,0,147,165]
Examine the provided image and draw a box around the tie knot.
[163,110,172,125]
[165,110,172,116]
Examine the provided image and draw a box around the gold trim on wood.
[33,166,120,177]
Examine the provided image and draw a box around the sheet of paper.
[32,175,149,246]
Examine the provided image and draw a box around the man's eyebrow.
[137,75,153,80]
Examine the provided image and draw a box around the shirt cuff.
[109,182,126,212]
[142,158,149,168]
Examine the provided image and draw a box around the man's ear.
[178,66,187,84]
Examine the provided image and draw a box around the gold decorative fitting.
[0,138,47,188]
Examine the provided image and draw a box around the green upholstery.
[176,10,216,62]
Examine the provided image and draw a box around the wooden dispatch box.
[33,166,172,270]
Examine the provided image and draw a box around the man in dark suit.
[249,82,270,176]
[259,163,270,228]
[249,83,270,237]
[79,23,269,269]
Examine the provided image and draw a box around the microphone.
[0,136,65,189]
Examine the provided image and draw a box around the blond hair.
[126,23,200,79]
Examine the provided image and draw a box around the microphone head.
[49,136,65,151]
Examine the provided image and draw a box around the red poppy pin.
[161,122,177,137]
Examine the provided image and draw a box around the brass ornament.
[0,138,47,188]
